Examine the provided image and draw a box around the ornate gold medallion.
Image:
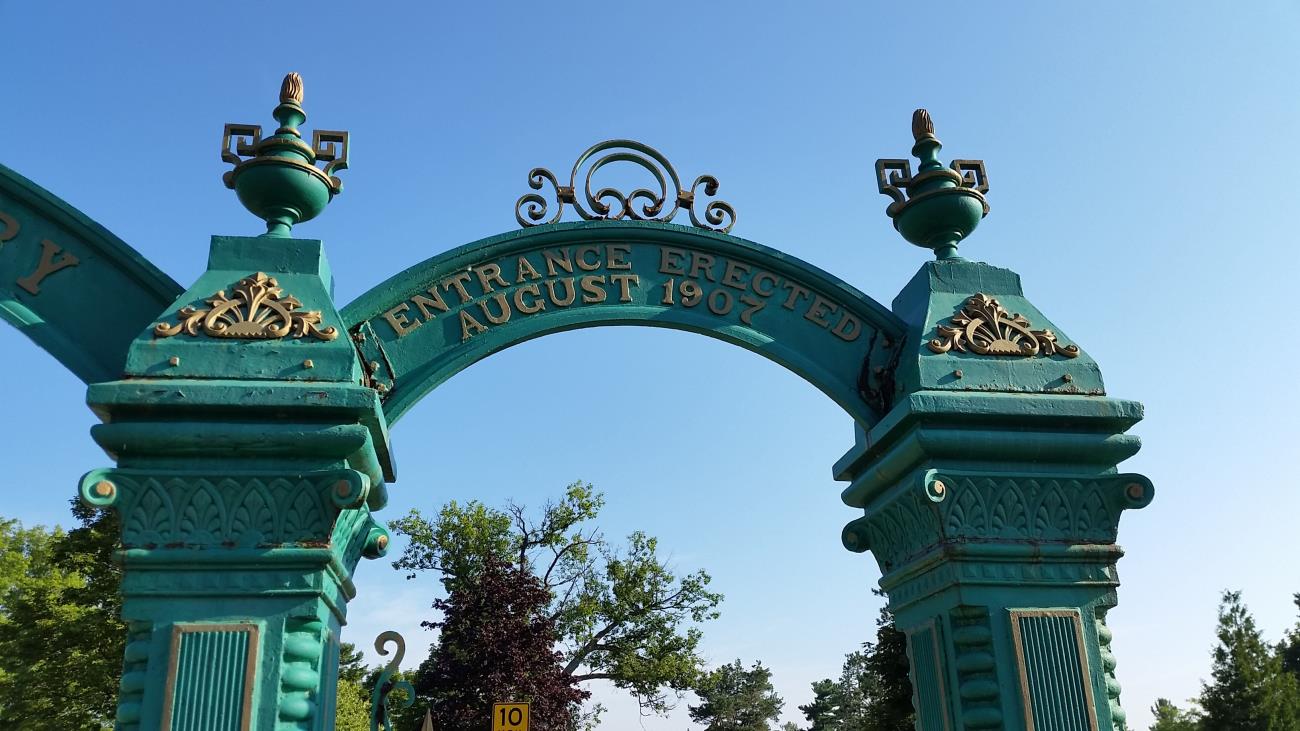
[928,293,1078,358]
[154,272,338,341]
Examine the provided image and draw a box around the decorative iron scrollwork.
[370,631,415,731]
[874,157,989,219]
[515,139,736,233]
[928,293,1079,358]
[154,272,338,340]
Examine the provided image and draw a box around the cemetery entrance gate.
[0,75,1150,731]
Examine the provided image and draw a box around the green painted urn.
[875,109,989,260]
[221,73,349,236]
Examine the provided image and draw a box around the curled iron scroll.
[515,139,736,233]
[370,631,415,731]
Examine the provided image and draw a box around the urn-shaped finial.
[220,73,350,237]
[875,109,989,260]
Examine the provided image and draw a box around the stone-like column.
[840,259,1150,731]
[81,235,392,731]
[846,113,1152,730]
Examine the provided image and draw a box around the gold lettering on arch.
[16,239,80,295]
[0,210,18,246]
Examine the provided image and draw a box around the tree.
[688,659,783,731]
[336,677,373,731]
[0,503,123,729]
[856,594,913,731]
[413,555,587,730]
[797,679,841,730]
[798,596,913,731]
[1148,698,1199,731]
[338,641,368,684]
[1281,593,1300,682]
[1198,590,1300,731]
[391,482,722,715]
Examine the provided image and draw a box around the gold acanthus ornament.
[928,293,1078,358]
[154,272,338,341]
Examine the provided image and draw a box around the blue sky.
[2,2,1299,728]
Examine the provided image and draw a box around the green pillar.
[81,75,389,731]
[841,111,1152,730]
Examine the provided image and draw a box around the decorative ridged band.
[951,606,1003,729]
[116,621,153,731]
[278,615,326,728]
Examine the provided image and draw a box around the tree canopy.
[390,482,722,716]
[0,503,123,729]
[689,659,784,731]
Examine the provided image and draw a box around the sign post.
[492,702,529,731]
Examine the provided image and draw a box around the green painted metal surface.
[167,626,255,731]
[836,253,1150,730]
[0,163,181,382]
[341,220,906,427]
[1017,614,1093,730]
[78,231,392,731]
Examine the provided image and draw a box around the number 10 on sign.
[493,702,528,731]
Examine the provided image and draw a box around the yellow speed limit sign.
[492,702,529,731]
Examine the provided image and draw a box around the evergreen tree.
[1281,593,1300,681]
[799,595,913,731]
[858,594,914,731]
[338,641,368,684]
[688,659,783,731]
[1198,590,1300,731]
[797,679,841,730]
[1148,698,1199,731]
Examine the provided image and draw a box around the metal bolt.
[168,356,180,366]
[303,359,314,369]
[932,479,947,496]
[1125,482,1144,500]
[368,361,380,374]
[376,534,389,550]
[953,369,963,379]
[334,480,351,497]
[93,480,115,498]
[1063,373,1074,383]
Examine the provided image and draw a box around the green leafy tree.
[336,677,374,731]
[1198,590,1300,731]
[1148,698,1199,731]
[688,659,783,731]
[412,556,587,731]
[391,482,722,716]
[0,503,123,729]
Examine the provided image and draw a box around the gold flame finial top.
[911,109,934,142]
[280,72,303,105]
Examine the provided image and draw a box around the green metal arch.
[0,164,181,382]
[341,221,906,427]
